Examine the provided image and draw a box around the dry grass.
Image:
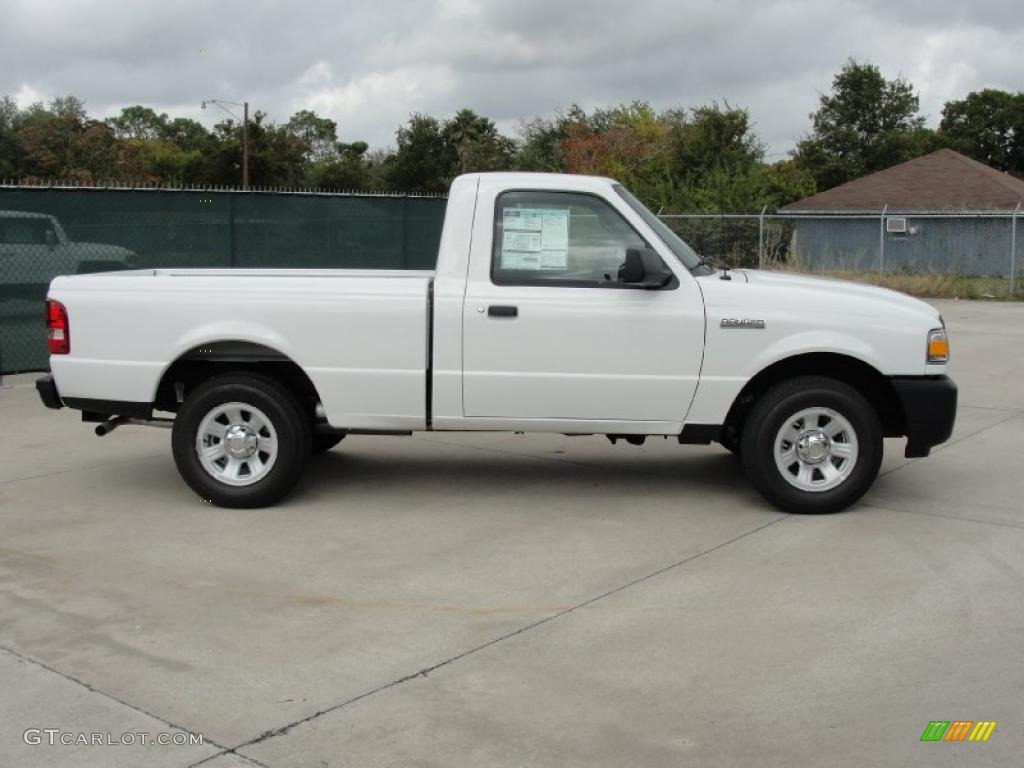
[766,262,1023,301]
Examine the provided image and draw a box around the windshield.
[613,184,703,271]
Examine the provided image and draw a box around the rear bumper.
[36,373,154,419]
[892,375,957,458]
[36,374,63,410]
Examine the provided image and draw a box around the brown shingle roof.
[781,149,1024,211]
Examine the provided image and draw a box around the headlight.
[927,327,949,363]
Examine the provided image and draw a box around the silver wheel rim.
[773,407,858,493]
[195,402,278,487]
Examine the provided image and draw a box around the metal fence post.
[879,204,888,274]
[401,197,409,269]
[1011,202,1021,297]
[227,192,236,268]
[758,205,767,269]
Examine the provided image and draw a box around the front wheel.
[740,376,882,514]
[171,373,311,508]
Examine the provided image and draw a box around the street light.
[201,98,249,190]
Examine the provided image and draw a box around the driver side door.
[461,189,704,426]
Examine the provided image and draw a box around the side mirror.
[45,229,57,251]
[619,247,673,288]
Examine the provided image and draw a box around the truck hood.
[699,268,942,324]
[695,268,946,378]
[64,242,135,257]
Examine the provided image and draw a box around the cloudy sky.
[1,0,1021,156]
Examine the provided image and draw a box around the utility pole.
[242,101,249,190]
[202,99,250,190]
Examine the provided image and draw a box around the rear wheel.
[171,373,310,508]
[740,376,882,514]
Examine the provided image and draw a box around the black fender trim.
[891,375,957,458]
[63,397,154,421]
[678,423,722,444]
[35,374,63,410]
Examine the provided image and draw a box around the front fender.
[750,330,883,377]
[685,323,891,425]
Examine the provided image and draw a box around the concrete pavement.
[1,298,1021,767]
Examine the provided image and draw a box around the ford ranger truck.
[34,173,957,513]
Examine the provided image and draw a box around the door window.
[492,191,651,287]
[0,218,52,245]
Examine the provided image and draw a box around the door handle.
[487,305,518,318]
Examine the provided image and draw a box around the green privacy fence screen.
[0,186,447,373]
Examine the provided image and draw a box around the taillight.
[45,299,70,354]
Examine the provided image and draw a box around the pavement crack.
[0,644,251,763]
[881,411,1023,478]
[0,454,165,486]
[205,514,790,762]
[864,502,1024,531]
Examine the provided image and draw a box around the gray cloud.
[1,0,1021,155]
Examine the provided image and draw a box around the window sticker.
[501,208,569,271]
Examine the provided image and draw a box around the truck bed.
[48,268,436,430]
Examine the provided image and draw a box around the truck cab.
[430,174,706,432]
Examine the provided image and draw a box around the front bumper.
[892,375,957,458]
[35,374,63,410]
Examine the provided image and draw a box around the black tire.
[740,376,882,514]
[312,431,346,455]
[171,373,311,508]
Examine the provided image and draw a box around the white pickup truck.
[1,210,138,296]
[35,173,956,513]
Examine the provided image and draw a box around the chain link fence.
[658,209,1021,288]
[0,184,447,373]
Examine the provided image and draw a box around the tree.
[443,109,515,174]
[0,96,23,178]
[516,113,571,172]
[559,102,676,206]
[384,109,517,192]
[105,106,212,184]
[667,102,767,210]
[308,141,373,189]
[16,96,119,182]
[750,159,816,209]
[106,106,169,140]
[162,117,210,152]
[206,112,306,187]
[527,101,807,213]
[940,89,1024,176]
[285,109,340,165]
[794,59,932,190]
[386,114,455,192]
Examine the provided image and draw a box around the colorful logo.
[920,721,997,742]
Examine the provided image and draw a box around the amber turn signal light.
[927,328,949,363]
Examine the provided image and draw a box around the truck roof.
[453,171,619,188]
